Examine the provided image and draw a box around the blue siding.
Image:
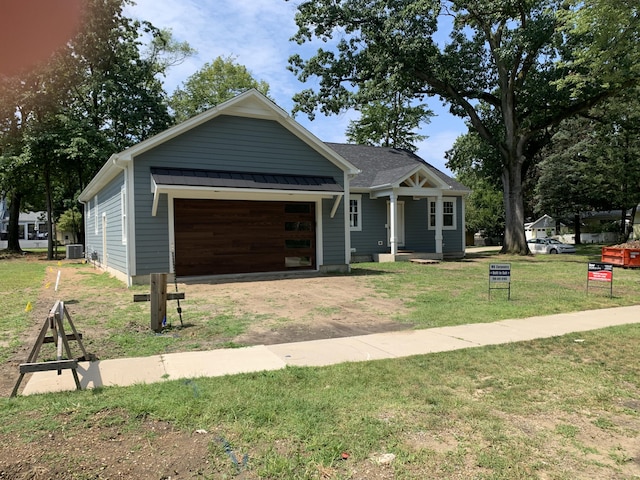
[442,197,464,252]
[84,172,127,274]
[132,115,346,275]
[404,198,434,252]
[321,198,345,265]
[350,195,388,255]
[350,195,465,256]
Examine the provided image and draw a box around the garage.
[174,199,316,276]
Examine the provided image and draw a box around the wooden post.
[150,273,167,332]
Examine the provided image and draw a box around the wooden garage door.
[174,199,316,276]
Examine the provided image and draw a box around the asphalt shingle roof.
[325,143,469,191]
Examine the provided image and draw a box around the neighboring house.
[78,90,469,286]
[0,198,49,248]
[525,214,556,240]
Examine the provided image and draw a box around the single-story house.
[0,198,49,248]
[525,214,556,240]
[78,90,469,285]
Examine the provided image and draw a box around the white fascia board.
[80,90,360,203]
[151,185,342,216]
[78,154,121,203]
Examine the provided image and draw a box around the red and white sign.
[588,263,613,282]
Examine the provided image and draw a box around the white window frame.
[428,197,457,231]
[349,194,362,231]
[121,186,127,244]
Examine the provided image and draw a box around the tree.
[346,88,432,152]
[288,0,640,254]
[447,130,505,241]
[170,56,271,122]
[57,205,83,244]
[535,89,640,243]
[0,0,189,256]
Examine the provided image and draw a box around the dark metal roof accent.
[325,143,470,191]
[150,167,343,193]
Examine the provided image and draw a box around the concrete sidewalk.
[21,305,640,396]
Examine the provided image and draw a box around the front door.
[386,201,405,248]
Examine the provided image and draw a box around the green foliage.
[0,0,192,257]
[169,56,271,123]
[289,0,640,254]
[56,207,83,244]
[535,88,640,240]
[345,89,433,152]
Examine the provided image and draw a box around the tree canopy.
[288,0,640,254]
[169,56,271,123]
[346,89,432,152]
[0,0,190,256]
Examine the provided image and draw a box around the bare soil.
[0,260,415,479]
[2,257,639,479]
[1,260,412,399]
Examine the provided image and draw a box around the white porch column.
[389,191,398,255]
[435,193,443,255]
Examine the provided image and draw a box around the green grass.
[0,258,49,362]
[1,247,639,478]
[356,245,640,327]
[1,325,638,478]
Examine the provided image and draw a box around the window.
[121,186,127,244]
[349,195,362,231]
[428,197,457,230]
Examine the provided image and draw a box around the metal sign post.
[586,262,613,298]
[489,263,511,300]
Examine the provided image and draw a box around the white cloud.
[125,0,466,170]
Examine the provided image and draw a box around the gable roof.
[525,214,555,229]
[79,90,359,203]
[325,143,469,193]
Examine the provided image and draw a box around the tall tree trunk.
[500,158,529,254]
[6,191,23,253]
[574,213,582,245]
[44,167,55,260]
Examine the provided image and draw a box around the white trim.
[330,195,342,218]
[386,197,405,250]
[168,194,176,275]
[370,186,454,199]
[343,172,351,269]
[151,185,340,216]
[125,166,136,280]
[349,194,362,231]
[428,196,457,231]
[120,185,127,245]
[78,90,359,203]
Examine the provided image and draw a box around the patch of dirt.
[1,262,412,398]
[194,275,412,345]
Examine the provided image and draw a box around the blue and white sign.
[489,263,511,283]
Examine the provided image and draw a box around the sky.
[124,0,468,175]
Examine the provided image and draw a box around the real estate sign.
[489,263,511,299]
[587,262,613,297]
[587,263,613,282]
[489,263,511,283]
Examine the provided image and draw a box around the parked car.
[527,238,576,254]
